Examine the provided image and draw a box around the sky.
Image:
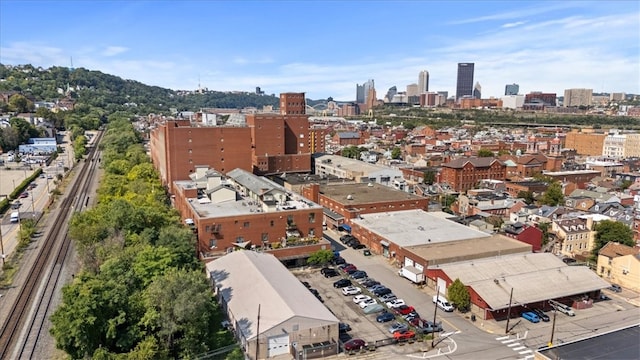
[1,1,639,101]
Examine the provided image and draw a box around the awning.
[323,208,344,220]
[380,240,390,247]
[232,241,251,249]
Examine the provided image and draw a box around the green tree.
[517,190,535,205]
[477,149,494,157]
[307,249,335,266]
[540,182,564,206]
[537,222,551,246]
[620,179,633,190]
[592,220,634,258]
[423,170,436,185]
[8,93,34,112]
[391,146,402,159]
[447,279,470,312]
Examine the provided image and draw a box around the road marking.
[519,350,532,354]
[507,342,520,347]
[502,338,518,343]
[513,346,526,351]
[495,335,509,341]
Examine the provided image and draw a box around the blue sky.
[1,1,639,101]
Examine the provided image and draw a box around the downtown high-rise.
[418,70,429,94]
[455,63,474,101]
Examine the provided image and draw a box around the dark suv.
[333,279,352,288]
[532,308,550,322]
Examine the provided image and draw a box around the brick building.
[544,170,601,191]
[503,222,543,252]
[564,131,606,156]
[440,157,507,192]
[301,182,428,230]
[172,167,326,262]
[150,92,312,192]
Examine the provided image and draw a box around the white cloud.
[102,46,128,57]
[502,21,527,28]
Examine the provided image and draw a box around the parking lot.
[293,260,441,356]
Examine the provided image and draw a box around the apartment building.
[564,131,606,156]
[440,157,507,192]
[552,217,596,258]
[564,88,593,107]
[173,167,325,261]
[597,242,640,291]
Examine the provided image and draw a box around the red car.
[340,264,357,273]
[393,330,416,341]
[395,305,415,315]
[19,192,29,198]
[344,338,366,351]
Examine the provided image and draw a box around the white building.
[501,95,525,109]
[603,133,626,158]
[315,154,406,191]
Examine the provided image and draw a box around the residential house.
[503,222,544,252]
[597,242,640,291]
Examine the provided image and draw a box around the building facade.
[564,88,593,107]
[524,92,557,106]
[440,157,507,192]
[505,83,519,95]
[418,70,429,93]
[456,63,475,101]
[564,131,606,156]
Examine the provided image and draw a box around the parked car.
[394,305,415,315]
[402,311,420,321]
[367,284,386,292]
[388,322,409,334]
[300,281,311,288]
[323,269,339,278]
[532,308,550,322]
[362,303,385,314]
[609,284,622,293]
[343,338,366,351]
[19,192,29,198]
[521,311,540,323]
[376,311,395,323]
[386,299,406,309]
[339,323,351,333]
[555,304,575,316]
[417,320,443,334]
[353,295,372,304]
[354,244,367,250]
[393,330,416,341]
[373,287,392,297]
[342,286,362,296]
[350,270,367,279]
[320,267,335,275]
[333,256,346,265]
[355,276,370,284]
[341,264,357,273]
[361,279,380,288]
[562,257,577,264]
[340,234,355,243]
[379,293,397,302]
[359,298,377,309]
[309,288,319,296]
[433,295,454,312]
[333,279,352,288]
[11,201,21,209]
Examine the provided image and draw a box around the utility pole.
[0,227,5,266]
[548,308,557,347]
[431,286,439,348]
[505,287,514,334]
[255,304,261,360]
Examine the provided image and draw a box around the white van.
[433,294,454,312]
[10,211,20,223]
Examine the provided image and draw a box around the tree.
[537,222,551,246]
[391,146,402,159]
[540,182,564,206]
[517,190,535,205]
[423,170,436,185]
[477,149,494,157]
[592,220,634,258]
[8,93,34,113]
[307,249,335,266]
[447,279,470,312]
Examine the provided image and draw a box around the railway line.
[0,130,104,359]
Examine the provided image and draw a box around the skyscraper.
[505,83,519,95]
[363,79,375,104]
[356,84,365,103]
[456,63,474,101]
[473,82,482,99]
[418,70,429,94]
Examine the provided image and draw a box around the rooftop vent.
[346,194,353,200]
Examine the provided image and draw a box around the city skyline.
[1,1,638,101]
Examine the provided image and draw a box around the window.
[308,213,315,223]
[262,233,269,242]
[236,236,245,242]
[270,220,274,227]
[209,239,217,249]
[243,221,250,228]
[309,228,315,237]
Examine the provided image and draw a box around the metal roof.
[206,251,338,341]
[435,253,610,310]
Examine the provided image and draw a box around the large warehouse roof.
[434,253,610,310]
[352,209,491,247]
[206,251,338,340]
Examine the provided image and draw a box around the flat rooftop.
[544,170,600,176]
[411,235,531,264]
[352,209,490,247]
[316,154,399,175]
[320,183,424,204]
[537,324,640,360]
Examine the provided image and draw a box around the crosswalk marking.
[513,346,526,351]
[507,342,521,347]
[519,350,532,354]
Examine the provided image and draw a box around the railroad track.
[0,130,103,359]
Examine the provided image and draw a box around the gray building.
[505,83,519,95]
[456,63,475,101]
